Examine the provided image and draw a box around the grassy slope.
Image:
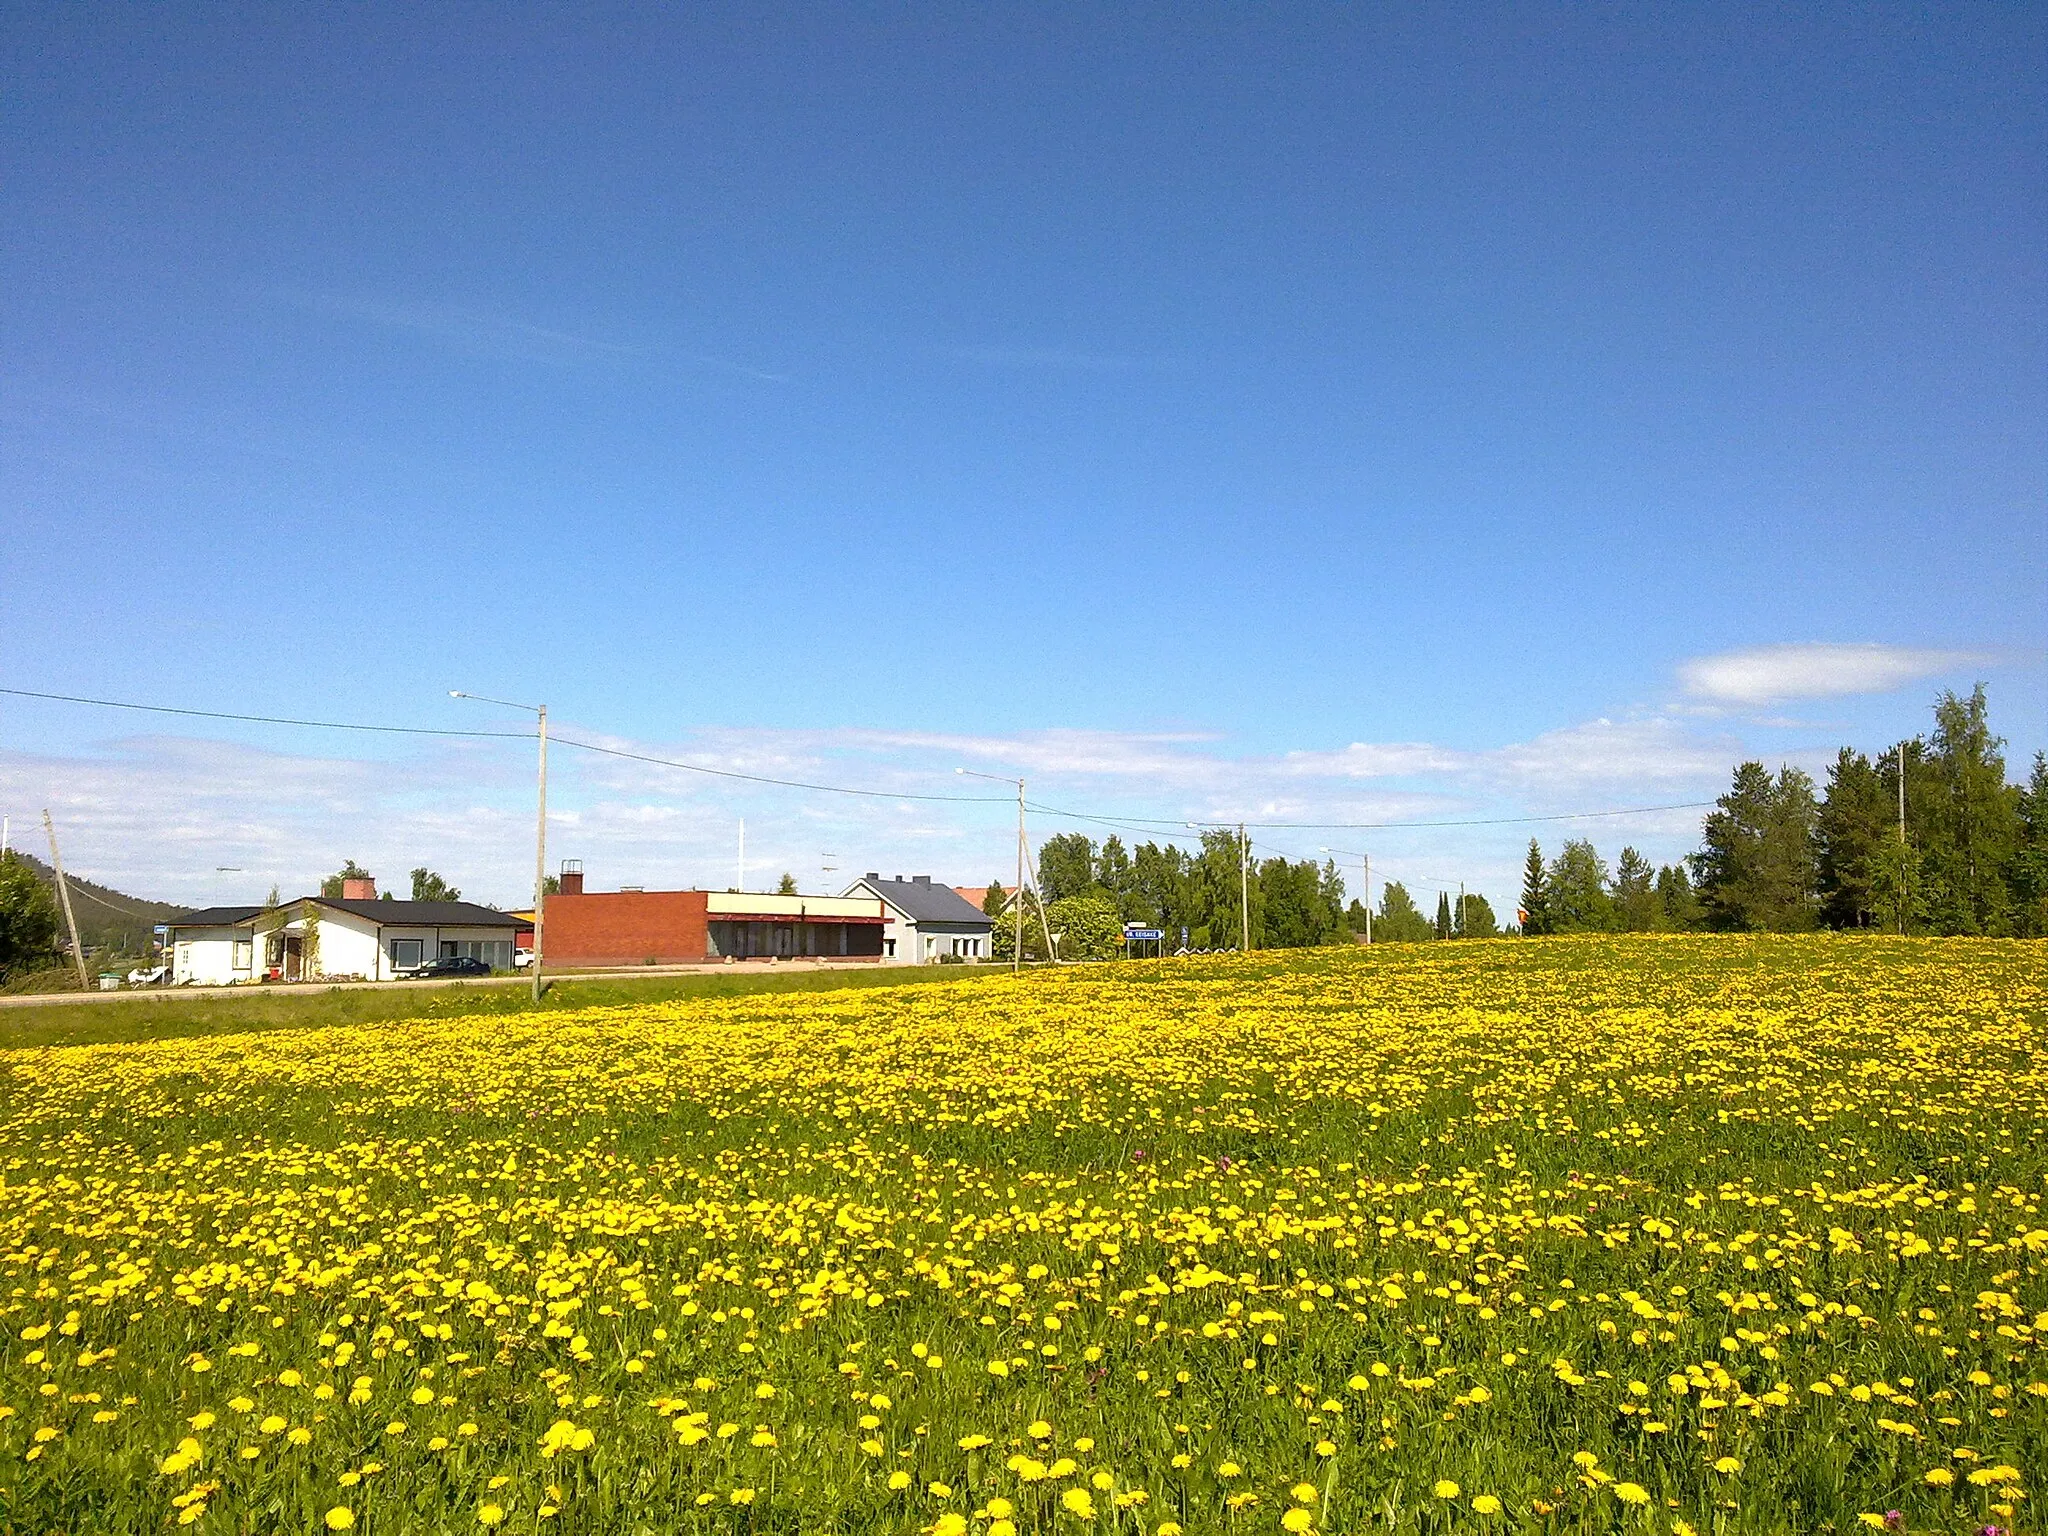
[0,963,1003,1051]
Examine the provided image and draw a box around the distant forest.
[1020,684,2048,948]
[7,850,184,958]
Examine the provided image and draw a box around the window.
[437,938,513,969]
[232,940,253,970]
[884,938,895,957]
[391,938,423,970]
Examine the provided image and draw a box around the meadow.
[0,936,2041,1534]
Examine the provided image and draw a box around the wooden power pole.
[42,810,90,990]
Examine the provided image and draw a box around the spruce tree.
[2009,753,2048,937]
[1611,847,1659,931]
[1519,840,1549,935]
[1655,864,1702,930]
[1817,748,1892,928]
[1434,890,1453,940]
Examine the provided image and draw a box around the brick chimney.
[558,859,584,896]
[341,875,376,900]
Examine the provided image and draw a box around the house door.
[282,935,303,982]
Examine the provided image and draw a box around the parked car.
[514,948,535,970]
[395,955,492,980]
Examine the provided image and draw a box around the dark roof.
[855,875,993,927]
[165,905,264,928]
[314,899,523,927]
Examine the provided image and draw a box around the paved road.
[0,959,909,1009]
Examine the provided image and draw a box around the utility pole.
[957,767,1029,971]
[451,692,548,1003]
[1897,740,1908,936]
[42,810,89,990]
[1239,823,1251,952]
[1458,881,1466,939]
[534,703,547,1003]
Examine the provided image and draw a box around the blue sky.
[3,4,2042,914]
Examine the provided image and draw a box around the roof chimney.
[914,874,931,884]
[341,875,376,901]
[558,858,584,896]
[865,872,879,882]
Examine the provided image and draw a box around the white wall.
[170,928,252,985]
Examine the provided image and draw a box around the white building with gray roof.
[841,873,995,963]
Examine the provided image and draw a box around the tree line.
[990,828,1500,955]
[1007,684,2046,953]
[1667,683,2043,935]
[1512,684,2047,937]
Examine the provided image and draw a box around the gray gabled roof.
[853,875,993,927]
[314,899,523,927]
[165,905,264,928]
[167,900,521,929]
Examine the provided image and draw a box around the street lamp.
[1321,846,1371,945]
[451,690,548,1003]
[957,767,1032,972]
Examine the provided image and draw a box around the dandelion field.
[0,938,2042,1534]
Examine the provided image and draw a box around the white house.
[840,873,995,963]
[163,896,525,984]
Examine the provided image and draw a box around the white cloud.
[1484,718,1739,788]
[1678,643,1981,707]
[0,705,1754,917]
[1280,742,1469,778]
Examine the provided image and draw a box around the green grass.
[0,963,1001,1051]
[0,937,2040,1534]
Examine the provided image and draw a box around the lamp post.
[1321,847,1370,945]
[958,767,1027,972]
[451,691,547,1003]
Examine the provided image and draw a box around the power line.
[549,736,1013,805]
[5,681,1719,827]
[1026,797,1714,834]
[0,685,1009,804]
[0,687,529,739]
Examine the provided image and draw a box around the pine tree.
[1519,840,1549,935]
[1611,847,1659,931]
[2008,753,2048,937]
[1817,748,1892,928]
[1546,840,1615,932]
[1434,891,1453,939]
[1375,882,1433,943]
[1691,763,1819,930]
[1458,894,1499,937]
[1655,864,1703,930]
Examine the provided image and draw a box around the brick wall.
[542,891,709,966]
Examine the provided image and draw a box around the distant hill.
[7,850,185,959]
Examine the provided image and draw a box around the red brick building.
[541,869,887,967]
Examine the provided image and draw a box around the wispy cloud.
[291,293,786,380]
[935,344,1149,370]
[1678,642,1984,707]
[1482,718,1739,788]
[1,707,1753,914]
[305,294,644,365]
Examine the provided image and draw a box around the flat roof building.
[543,869,888,967]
